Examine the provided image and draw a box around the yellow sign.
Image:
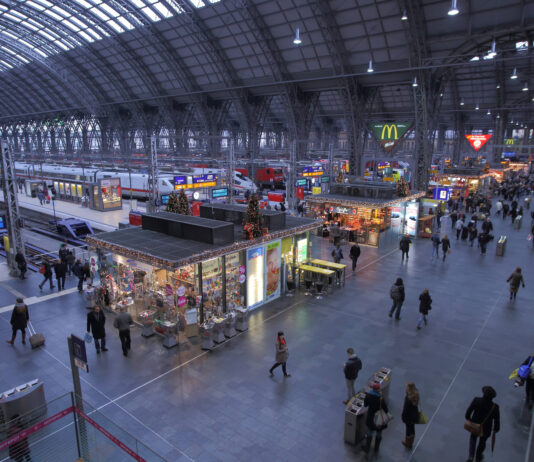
[381,124,398,140]
[382,176,394,182]
[505,139,515,145]
[3,235,9,252]
[312,187,322,195]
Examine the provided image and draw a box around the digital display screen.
[321,176,330,183]
[211,188,228,198]
[0,216,5,229]
[296,179,307,186]
[193,174,217,184]
[160,195,169,205]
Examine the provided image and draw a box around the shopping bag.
[509,368,519,380]
[84,332,93,343]
[418,410,429,424]
[373,408,393,429]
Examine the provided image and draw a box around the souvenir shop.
[86,210,318,345]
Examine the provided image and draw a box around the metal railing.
[0,393,167,462]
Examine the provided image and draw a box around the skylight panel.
[85,27,103,40]
[68,16,90,28]
[42,9,63,21]
[34,48,49,58]
[0,60,14,69]
[116,16,135,30]
[62,19,81,32]
[21,21,40,31]
[99,3,120,17]
[38,0,53,7]
[17,55,30,64]
[74,0,92,9]
[152,2,173,18]
[107,20,124,33]
[77,30,94,42]
[516,41,528,52]
[3,13,23,22]
[90,7,111,21]
[1,46,16,55]
[50,5,71,17]
[129,0,147,8]
[0,4,7,11]
[18,39,35,49]
[55,41,70,51]
[188,0,204,7]
[207,0,220,3]
[38,29,57,41]
[141,6,160,21]
[25,1,45,11]
[1,31,18,40]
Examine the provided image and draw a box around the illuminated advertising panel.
[247,246,264,309]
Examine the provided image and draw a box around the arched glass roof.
[0,0,220,71]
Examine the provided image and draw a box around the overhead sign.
[370,122,413,152]
[296,178,307,186]
[71,334,88,373]
[465,134,492,151]
[302,166,324,177]
[505,138,516,145]
[211,187,228,199]
[321,176,330,183]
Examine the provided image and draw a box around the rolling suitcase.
[28,322,45,349]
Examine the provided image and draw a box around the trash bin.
[344,391,368,445]
[514,215,522,230]
[366,367,392,402]
[496,236,507,256]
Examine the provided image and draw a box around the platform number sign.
[71,334,88,373]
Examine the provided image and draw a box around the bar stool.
[315,280,324,299]
[304,279,313,296]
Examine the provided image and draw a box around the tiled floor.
[0,207,533,461]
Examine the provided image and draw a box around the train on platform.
[14,163,257,200]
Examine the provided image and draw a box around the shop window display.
[225,252,245,311]
[201,257,223,318]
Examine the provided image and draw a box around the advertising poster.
[265,240,281,302]
[297,238,307,263]
[391,206,405,233]
[404,202,420,237]
[247,247,264,309]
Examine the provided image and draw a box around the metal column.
[148,135,158,212]
[286,140,297,212]
[1,140,24,274]
[227,139,235,204]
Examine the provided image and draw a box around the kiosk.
[89,178,122,211]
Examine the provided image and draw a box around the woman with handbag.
[464,386,500,462]
[401,382,420,449]
[362,382,390,453]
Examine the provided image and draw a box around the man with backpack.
[388,278,405,320]
[343,348,362,404]
[332,243,343,264]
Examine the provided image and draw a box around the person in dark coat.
[38,260,54,290]
[7,415,31,462]
[343,347,362,404]
[269,331,290,377]
[450,211,458,229]
[502,202,509,219]
[389,278,405,320]
[416,289,432,330]
[58,243,68,263]
[507,267,525,300]
[441,234,451,262]
[87,305,108,354]
[399,236,411,261]
[465,386,500,462]
[401,382,420,449]
[349,243,361,272]
[7,298,29,345]
[431,232,441,259]
[468,226,478,247]
[54,260,67,291]
[461,224,469,241]
[481,218,493,234]
[15,251,27,280]
[478,232,490,255]
[362,382,389,453]
[66,250,75,276]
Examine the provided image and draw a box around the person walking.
[495,199,502,216]
[431,232,441,259]
[481,217,493,234]
[53,259,67,291]
[450,210,458,230]
[15,251,27,280]
[37,189,45,205]
[416,289,432,330]
[6,298,29,345]
[349,243,360,272]
[343,348,362,404]
[362,382,389,453]
[399,235,412,261]
[87,305,108,354]
[269,331,291,378]
[113,306,133,357]
[478,232,490,255]
[468,225,478,247]
[58,243,68,264]
[38,260,54,290]
[465,386,500,462]
[66,250,75,276]
[331,242,343,264]
[502,202,509,220]
[456,218,464,240]
[441,234,451,261]
[388,277,405,320]
[72,259,83,291]
[401,382,420,449]
[507,267,525,300]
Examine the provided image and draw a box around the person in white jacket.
[495,200,503,216]
[455,218,464,240]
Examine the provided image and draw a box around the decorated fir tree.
[396,177,410,197]
[177,189,191,215]
[166,192,179,213]
[243,194,263,239]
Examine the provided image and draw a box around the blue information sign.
[193,173,217,184]
[174,176,187,186]
[211,188,228,198]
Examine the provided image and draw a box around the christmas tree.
[396,177,410,197]
[177,189,191,215]
[166,192,179,213]
[243,194,263,239]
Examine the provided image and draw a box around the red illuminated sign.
[465,134,492,151]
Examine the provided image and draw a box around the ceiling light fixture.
[522,81,529,91]
[293,28,302,45]
[460,98,465,106]
[511,67,518,79]
[490,39,496,57]
[475,104,479,110]
[470,56,480,61]
[412,77,418,87]
[496,83,501,89]
[401,10,408,20]
[487,109,491,115]
[367,59,374,73]
[496,114,500,119]
[448,0,459,16]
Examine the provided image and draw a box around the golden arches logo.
[381,124,398,140]
[505,139,514,145]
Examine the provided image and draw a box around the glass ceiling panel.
[0,0,221,73]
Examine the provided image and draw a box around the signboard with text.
[465,134,492,151]
[370,122,413,153]
[71,334,88,373]
[302,166,324,177]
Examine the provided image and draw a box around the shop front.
[87,210,318,347]
[436,168,491,199]
[90,178,122,211]
[306,192,424,247]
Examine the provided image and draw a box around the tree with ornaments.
[396,177,410,197]
[166,189,191,215]
[243,194,263,239]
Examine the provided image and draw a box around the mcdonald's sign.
[505,138,516,145]
[370,122,413,153]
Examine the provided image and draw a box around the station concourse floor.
[0,209,533,462]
